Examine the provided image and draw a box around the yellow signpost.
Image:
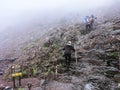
[11,64,22,88]
[12,72,22,77]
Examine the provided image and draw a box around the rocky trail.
[0,17,120,90]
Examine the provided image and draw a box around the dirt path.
[0,76,40,89]
[0,76,12,86]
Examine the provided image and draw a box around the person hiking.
[63,41,75,71]
[84,16,91,34]
[90,14,97,29]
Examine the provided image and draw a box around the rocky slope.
[1,3,120,89]
[2,14,120,90]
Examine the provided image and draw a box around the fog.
[0,0,118,31]
[0,0,120,59]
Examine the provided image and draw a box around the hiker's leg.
[92,20,94,29]
[64,54,68,66]
[64,54,69,70]
[86,24,87,31]
[88,24,91,33]
[67,54,71,70]
[90,22,93,29]
[66,55,69,69]
[86,25,88,34]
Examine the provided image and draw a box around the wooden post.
[11,65,22,88]
[13,77,16,88]
[11,66,16,88]
[55,65,58,76]
[75,51,77,65]
[27,83,32,90]
[43,76,47,90]
[74,44,78,66]
[116,42,120,70]
[19,65,22,86]
[19,76,21,86]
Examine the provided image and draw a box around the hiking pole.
[118,44,120,70]
[75,51,77,65]
[55,65,58,76]
[75,45,78,66]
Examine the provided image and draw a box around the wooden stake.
[75,50,78,65]
[13,77,16,88]
[118,47,120,70]
[55,65,58,76]
[19,76,21,86]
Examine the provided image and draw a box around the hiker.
[84,16,91,34]
[90,15,96,29]
[63,41,75,71]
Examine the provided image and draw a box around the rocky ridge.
[3,16,120,90]
[1,16,120,90]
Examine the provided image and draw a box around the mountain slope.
[3,15,120,89]
[1,3,120,90]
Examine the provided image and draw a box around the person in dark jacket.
[63,41,75,71]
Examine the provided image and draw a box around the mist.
[0,0,120,59]
[0,0,118,31]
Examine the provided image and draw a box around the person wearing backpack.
[63,41,75,71]
[84,16,91,34]
[90,15,97,29]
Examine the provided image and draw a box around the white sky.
[0,0,117,31]
[0,0,114,13]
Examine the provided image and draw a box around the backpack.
[84,18,88,24]
[89,17,93,23]
[84,17,91,24]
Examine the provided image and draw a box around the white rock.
[84,83,94,90]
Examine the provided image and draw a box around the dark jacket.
[63,45,75,55]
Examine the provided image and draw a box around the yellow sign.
[12,73,22,77]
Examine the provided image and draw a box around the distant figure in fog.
[84,15,97,34]
[90,14,97,29]
[84,16,91,34]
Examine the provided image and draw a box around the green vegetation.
[59,63,63,67]
[22,70,27,76]
[18,87,22,90]
[108,51,118,58]
[41,45,48,49]
[54,43,61,49]
[32,68,37,76]
[22,46,29,51]
[44,67,52,77]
